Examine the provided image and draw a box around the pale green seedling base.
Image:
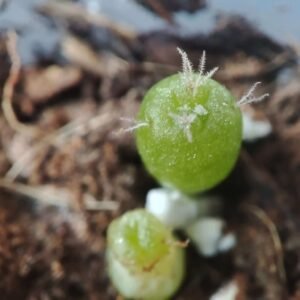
[136,74,242,194]
[107,248,184,300]
[107,209,185,300]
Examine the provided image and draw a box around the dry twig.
[0,178,119,211]
[38,1,136,40]
[242,203,286,285]
[5,112,113,181]
[2,31,39,136]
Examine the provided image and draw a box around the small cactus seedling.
[135,49,268,194]
[107,209,185,300]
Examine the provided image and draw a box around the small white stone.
[218,233,236,253]
[242,111,272,142]
[186,217,224,257]
[210,280,239,300]
[145,188,222,229]
[145,188,199,228]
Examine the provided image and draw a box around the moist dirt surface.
[0,1,299,299]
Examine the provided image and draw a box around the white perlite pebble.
[146,188,199,228]
[210,280,239,300]
[145,188,221,229]
[242,111,272,142]
[187,218,224,257]
[218,233,237,253]
[186,218,236,257]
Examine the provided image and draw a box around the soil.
[0,1,299,299]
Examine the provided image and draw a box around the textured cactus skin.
[136,74,242,194]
